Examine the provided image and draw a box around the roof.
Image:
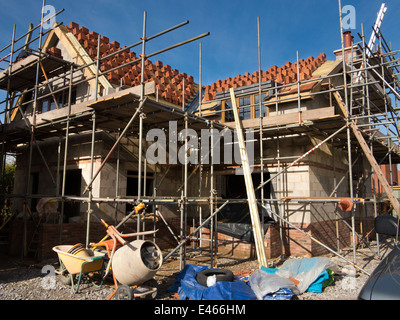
[66,22,197,106]
[203,52,327,102]
[63,23,328,111]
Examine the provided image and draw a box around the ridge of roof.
[66,22,197,106]
[203,52,327,102]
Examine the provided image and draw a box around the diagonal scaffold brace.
[83,97,148,194]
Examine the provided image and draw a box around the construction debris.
[168,257,337,300]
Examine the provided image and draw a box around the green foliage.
[0,206,12,222]
[3,159,15,189]
[1,158,15,226]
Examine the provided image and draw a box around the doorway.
[60,169,82,222]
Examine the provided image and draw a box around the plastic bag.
[249,269,300,300]
[275,257,337,294]
[207,275,217,287]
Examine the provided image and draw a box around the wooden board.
[229,88,268,268]
[225,106,335,129]
[0,54,70,91]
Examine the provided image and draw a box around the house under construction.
[0,5,400,275]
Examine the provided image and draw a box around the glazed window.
[254,93,267,118]
[222,93,267,123]
[39,89,77,113]
[225,100,234,122]
[239,96,251,120]
[41,98,58,113]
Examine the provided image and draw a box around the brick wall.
[8,220,34,256]
[39,222,107,260]
[198,227,258,259]
[7,213,376,262]
[7,215,186,261]
[39,218,185,260]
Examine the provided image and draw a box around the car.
[358,214,400,300]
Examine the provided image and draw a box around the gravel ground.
[0,240,393,301]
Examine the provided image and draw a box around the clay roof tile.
[202,54,328,102]
[66,22,198,106]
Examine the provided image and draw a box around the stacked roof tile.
[67,22,196,106]
[202,52,327,102]
[66,22,327,108]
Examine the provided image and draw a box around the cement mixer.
[112,239,162,286]
[90,206,162,300]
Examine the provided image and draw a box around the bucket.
[111,240,162,286]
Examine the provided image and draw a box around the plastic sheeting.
[202,203,273,242]
[206,221,269,243]
[249,269,299,300]
[260,266,333,294]
[275,257,338,294]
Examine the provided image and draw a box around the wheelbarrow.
[52,244,105,293]
[89,210,162,300]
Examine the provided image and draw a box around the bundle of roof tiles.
[67,22,196,106]
[202,53,327,102]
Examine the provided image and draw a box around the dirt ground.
[0,239,393,300]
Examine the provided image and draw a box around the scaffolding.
[0,2,399,276]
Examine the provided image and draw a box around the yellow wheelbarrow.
[53,244,106,293]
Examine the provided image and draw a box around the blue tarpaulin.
[169,264,295,300]
[169,264,258,300]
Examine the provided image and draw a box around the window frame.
[39,89,77,114]
[222,92,268,123]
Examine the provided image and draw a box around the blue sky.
[0,0,399,86]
